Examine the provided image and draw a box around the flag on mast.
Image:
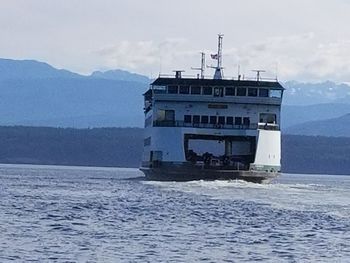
[211,54,218,60]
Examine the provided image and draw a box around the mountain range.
[285,114,350,137]
[282,80,350,106]
[0,58,148,127]
[1,58,350,136]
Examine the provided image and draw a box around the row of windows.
[153,85,282,98]
[184,115,251,126]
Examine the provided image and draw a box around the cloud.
[92,33,350,83]
[221,33,350,83]
[97,40,159,69]
[2,1,350,83]
[94,38,202,76]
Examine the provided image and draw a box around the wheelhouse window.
[226,117,234,125]
[153,85,166,94]
[179,85,190,94]
[270,89,283,98]
[213,87,223,97]
[184,115,192,123]
[193,115,200,124]
[259,88,269,97]
[236,87,246,96]
[201,115,209,124]
[225,87,235,96]
[210,116,217,124]
[203,86,213,95]
[248,88,258,97]
[168,85,178,94]
[191,86,201,95]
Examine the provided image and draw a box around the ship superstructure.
[140,35,284,183]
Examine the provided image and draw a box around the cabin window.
[166,110,175,121]
[179,85,190,94]
[203,86,212,95]
[235,117,242,125]
[151,151,163,161]
[153,85,166,94]
[144,137,151,146]
[226,117,234,125]
[259,88,269,97]
[236,87,246,96]
[193,115,200,124]
[157,110,175,122]
[201,115,209,124]
[145,116,153,127]
[218,116,225,125]
[168,85,178,94]
[260,113,276,124]
[210,116,217,124]
[248,88,258,97]
[157,110,165,121]
[270,89,282,98]
[213,87,223,97]
[184,115,192,123]
[191,86,201,95]
[243,117,250,126]
[225,87,235,96]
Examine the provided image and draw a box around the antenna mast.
[208,34,224,79]
[214,34,224,79]
[192,52,206,79]
[217,34,223,69]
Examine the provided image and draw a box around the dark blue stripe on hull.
[140,167,278,184]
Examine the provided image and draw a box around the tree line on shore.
[0,126,349,175]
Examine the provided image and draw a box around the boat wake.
[143,174,350,218]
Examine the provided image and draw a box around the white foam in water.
[144,174,350,218]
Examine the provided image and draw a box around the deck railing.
[153,121,280,131]
[158,73,278,82]
[153,121,256,130]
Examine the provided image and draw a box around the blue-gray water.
[0,164,349,262]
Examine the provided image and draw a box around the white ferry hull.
[141,127,281,184]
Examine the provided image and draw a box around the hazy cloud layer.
[1,0,350,82]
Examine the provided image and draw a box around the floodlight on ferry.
[172,70,185,79]
[252,70,266,81]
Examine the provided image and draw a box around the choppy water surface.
[0,164,349,262]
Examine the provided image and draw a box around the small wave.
[143,178,324,192]
[142,176,350,218]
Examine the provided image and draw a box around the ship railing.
[158,73,278,82]
[153,120,259,130]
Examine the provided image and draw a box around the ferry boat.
[140,35,284,183]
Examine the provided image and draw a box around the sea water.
[0,164,349,262]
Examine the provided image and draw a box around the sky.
[1,0,350,82]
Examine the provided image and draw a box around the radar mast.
[209,34,224,79]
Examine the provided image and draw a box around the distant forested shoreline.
[0,126,349,175]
